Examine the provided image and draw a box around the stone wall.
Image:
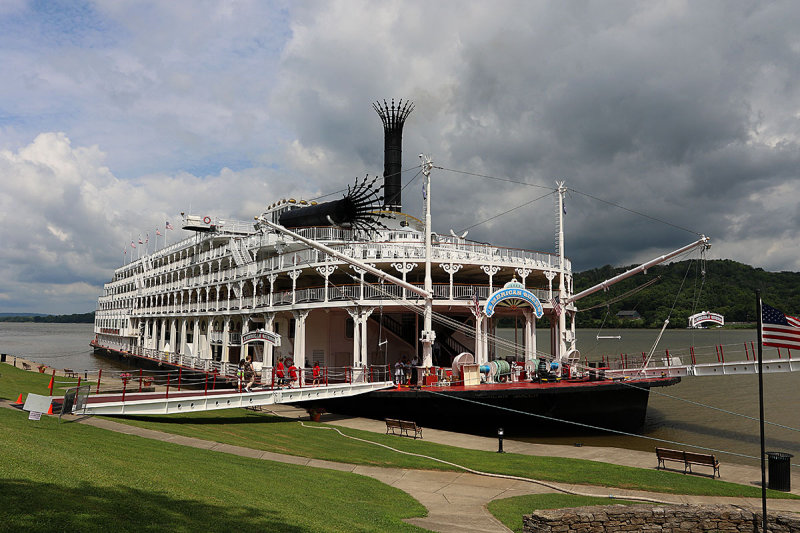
[523,504,800,532]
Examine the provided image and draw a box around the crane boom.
[566,235,710,305]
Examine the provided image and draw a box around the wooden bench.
[63,369,79,378]
[656,447,720,477]
[385,418,423,439]
[21,362,32,371]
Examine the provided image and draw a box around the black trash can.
[766,451,793,492]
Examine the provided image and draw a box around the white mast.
[556,182,568,366]
[420,154,436,367]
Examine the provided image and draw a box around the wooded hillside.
[573,259,800,328]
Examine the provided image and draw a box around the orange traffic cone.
[15,393,23,404]
[47,402,53,415]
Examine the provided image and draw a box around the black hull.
[310,378,681,437]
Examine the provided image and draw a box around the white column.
[267,274,277,307]
[516,267,532,288]
[222,317,230,362]
[289,269,301,304]
[481,318,489,365]
[159,318,166,351]
[264,313,275,365]
[192,319,200,358]
[179,319,187,355]
[347,308,360,369]
[316,264,336,303]
[481,264,500,293]
[474,314,483,363]
[360,307,375,369]
[441,263,462,299]
[292,310,310,377]
[391,262,415,299]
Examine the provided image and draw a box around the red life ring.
[203,216,211,224]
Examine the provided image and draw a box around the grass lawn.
[0,404,427,532]
[3,362,796,533]
[488,494,643,533]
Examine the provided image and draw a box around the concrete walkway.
[64,405,800,533]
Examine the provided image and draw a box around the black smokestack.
[373,99,413,212]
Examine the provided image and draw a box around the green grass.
[0,403,426,532]
[488,494,643,533]
[3,362,796,533]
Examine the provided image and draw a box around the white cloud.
[3,1,800,314]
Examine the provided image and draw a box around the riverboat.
[92,100,707,433]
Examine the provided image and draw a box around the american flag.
[762,303,800,350]
[550,295,562,317]
[472,292,481,318]
[138,235,143,244]
[130,241,136,248]
[166,221,174,230]
[156,229,162,236]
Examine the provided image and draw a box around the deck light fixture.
[497,427,504,453]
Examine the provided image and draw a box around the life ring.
[203,216,211,224]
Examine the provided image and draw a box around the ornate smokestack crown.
[374,99,414,212]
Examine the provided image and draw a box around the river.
[2,323,797,466]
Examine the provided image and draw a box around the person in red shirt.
[288,359,298,387]
[275,357,286,386]
[312,361,321,386]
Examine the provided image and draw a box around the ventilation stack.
[374,99,414,212]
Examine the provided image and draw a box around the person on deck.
[237,359,245,391]
[275,357,286,386]
[394,359,403,384]
[312,361,321,386]
[244,355,255,392]
[288,359,298,387]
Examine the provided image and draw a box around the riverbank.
[4,363,799,533]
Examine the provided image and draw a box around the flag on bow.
[761,303,800,350]
[166,221,174,230]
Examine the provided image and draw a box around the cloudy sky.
[2,0,800,314]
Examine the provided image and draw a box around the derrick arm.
[565,235,710,305]
[259,219,432,300]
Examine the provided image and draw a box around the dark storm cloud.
[4,1,800,314]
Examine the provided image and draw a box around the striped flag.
[472,292,481,318]
[550,295,562,317]
[762,303,800,350]
[166,221,174,230]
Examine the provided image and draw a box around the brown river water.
[2,323,798,467]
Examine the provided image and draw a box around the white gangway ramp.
[605,357,800,379]
[79,381,394,416]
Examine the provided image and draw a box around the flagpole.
[756,289,768,532]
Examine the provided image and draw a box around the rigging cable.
[567,187,703,237]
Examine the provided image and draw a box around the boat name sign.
[484,280,544,318]
[242,329,282,346]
